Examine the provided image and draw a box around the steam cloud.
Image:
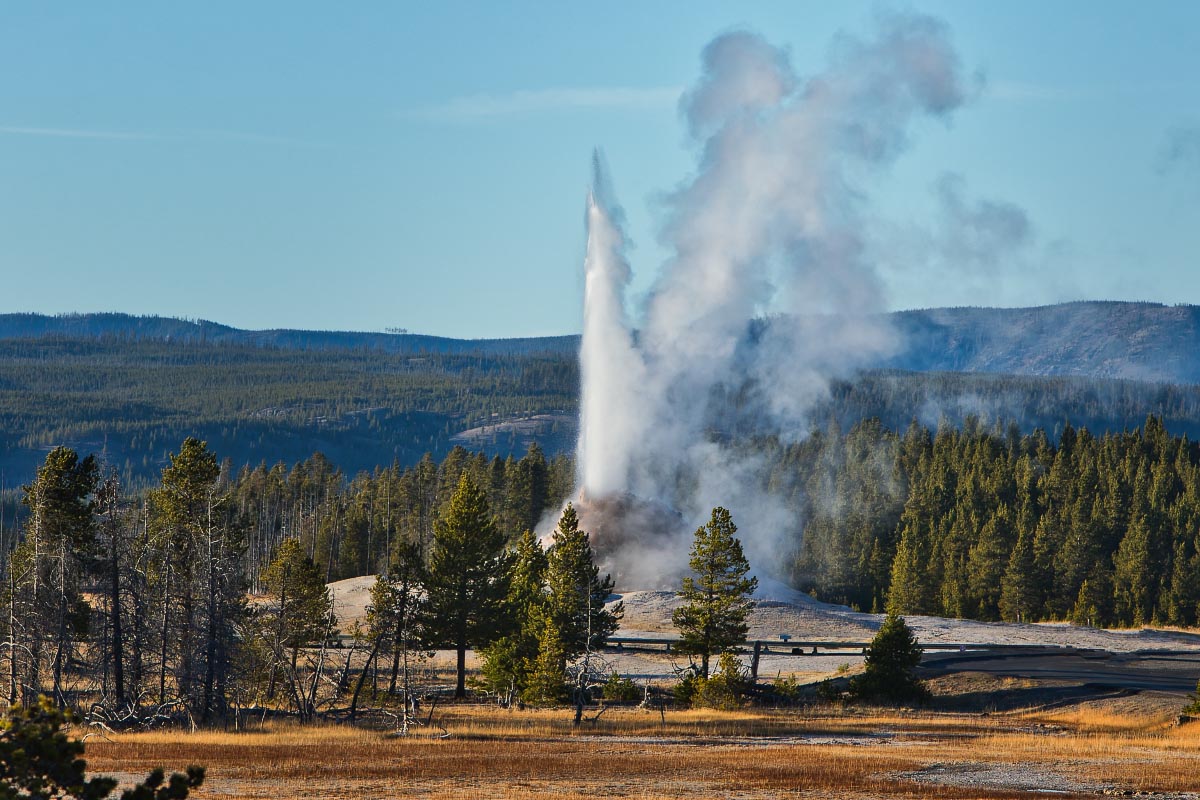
[576,13,971,587]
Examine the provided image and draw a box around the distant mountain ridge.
[886,301,1200,384]
[0,312,577,356]
[3,302,1199,384]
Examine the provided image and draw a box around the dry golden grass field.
[83,698,1200,800]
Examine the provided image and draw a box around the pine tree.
[7,447,98,706]
[522,615,568,705]
[424,474,511,698]
[1113,513,1156,626]
[0,696,204,800]
[999,522,1037,622]
[886,524,932,615]
[378,539,426,696]
[1071,567,1113,627]
[965,507,1010,620]
[148,438,244,722]
[260,538,333,719]
[478,529,548,702]
[354,540,425,722]
[849,613,927,703]
[544,504,621,660]
[506,444,549,537]
[671,507,757,679]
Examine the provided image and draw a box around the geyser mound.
[572,491,689,590]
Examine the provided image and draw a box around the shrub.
[0,696,205,800]
[770,674,803,704]
[816,678,844,704]
[1184,678,1200,716]
[673,669,701,706]
[602,672,642,703]
[692,652,750,710]
[849,613,928,704]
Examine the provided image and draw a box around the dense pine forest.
[789,415,1200,628]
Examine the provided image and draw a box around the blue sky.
[1,2,1197,337]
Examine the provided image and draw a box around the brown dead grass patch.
[81,705,1200,799]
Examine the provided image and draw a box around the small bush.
[1184,678,1200,715]
[770,674,803,704]
[673,669,700,706]
[693,652,750,710]
[602,672,642,703]
[816,678,844,704]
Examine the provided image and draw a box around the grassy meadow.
[82,703,1200,799]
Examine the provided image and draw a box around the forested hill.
[8,301,1200,382]
[0,312,577,356]
[4,302,1200,488]
[885,302,1200,384]
[0,338,577,487]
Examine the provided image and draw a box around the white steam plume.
[576,13,970,586]
[577,153,643,497]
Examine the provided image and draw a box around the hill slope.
[3,301,1200,487]
[6,302,1200,382]
[886,301,1200,383]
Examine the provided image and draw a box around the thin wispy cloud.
[0,124,322,147]
[184,129,328,148]
[407,86,682,121]
[0,125,158,141]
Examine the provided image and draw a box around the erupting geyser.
[572,14,971,587]
[578,162,642,501]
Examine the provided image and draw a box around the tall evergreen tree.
[148,438,244,721]
[999,522,1037,622]
[672,507,757,679]
[424,474,511,698]
[5,448,97,706]
[544,504,621,660]
[507,443,549,537]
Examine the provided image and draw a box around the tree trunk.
[349,635,383,721]
[52,534,67,707]
[7,566,18,705]
[158,556,171,706]
[389,614,404,694]
[201,500,220,723]
[455,643,466,698]
[109,518,125,705]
